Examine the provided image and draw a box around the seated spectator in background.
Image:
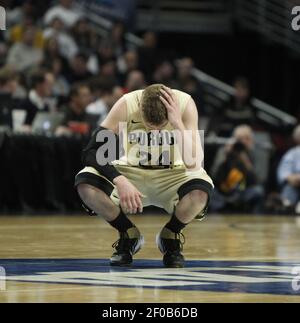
[44,0,81,28]
[175,57,205,110]
[9,14,45,49]
[41,37,70,75]
[211,125,255,176]
[86,77,121,124]
[43,17,78,60]
[152,60,177,88]
[98,60,118,84]
[56,83,92,136]
[66,53,93,84]
[138,31,159,82]
[124,70,146,93]
[117,50,139,84]
[95,39,116,72]
[47,57,70,99]
[20,70,54,127]
[212,77,256,137]
[7,26,43,72]
[210,125,264,214]
[71,18,98,54]
[6,0,36,28]
[0,67,19,129]
[109,22,127,57]
[277,125,300,213]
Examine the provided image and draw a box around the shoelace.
[164,232,185,253]
[175,232,185,252]
[112,232,132,252]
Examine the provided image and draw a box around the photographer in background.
[210,125,264,214]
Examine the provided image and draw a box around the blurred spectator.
[6,0,36,27]
[20,70,55,126]
[47,57,70,99]
[9,14,45,49]
[277,125,300,213]
[0,66,19,129]
[117,50,139,84]
[41,37,70,75]
[212,125,256,175]
[112,85,124,103]
[152,60,177,88]
[99,60,118,84]
[210,125,264,214]
[213,77,256,137]
[43,17,78,60]
[175,57,205,109]
[66,53,94,83]
[96,39,116,69]
[56,83,92,136]
[138,31,159,82]
[109,22,127,57]
[71,18,98,54]
[86,77,119,124]
[44,0,81,28]
[7,26,43,72]
[124,70,146,92]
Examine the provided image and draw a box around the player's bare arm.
[160,86,201,170]
[101,97,143,214]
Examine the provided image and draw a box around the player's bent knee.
[188,190,208,205]
[77,183,94,203]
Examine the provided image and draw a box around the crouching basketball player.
[75,84,214,268]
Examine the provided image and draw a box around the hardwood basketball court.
[0,214,300,303]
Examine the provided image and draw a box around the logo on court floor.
[292,266,300,291]
[1,259,300,295]
[0,266,6,291]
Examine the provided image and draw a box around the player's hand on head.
[159,86,182,129]
[113,175,143,214]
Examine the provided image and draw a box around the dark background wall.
[157,28,300,118]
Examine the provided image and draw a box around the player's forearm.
[82,126,122,182]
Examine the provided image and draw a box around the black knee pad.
[177,179,213,220]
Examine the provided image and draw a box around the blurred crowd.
[0,0,299,215]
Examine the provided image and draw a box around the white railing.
[76,0,297,128]
[192,69,297,127]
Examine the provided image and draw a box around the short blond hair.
[141,84,167,126]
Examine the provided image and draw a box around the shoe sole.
[155,232,164,254]
[133,235,145,255]
[163,262,184,268]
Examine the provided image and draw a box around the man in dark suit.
[21,70,55,126]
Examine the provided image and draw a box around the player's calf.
[157,190,209,268]
[77,183,143,266]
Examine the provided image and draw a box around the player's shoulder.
[123,89,144,101]
[172,89,193,114]
[172,88,191,98]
